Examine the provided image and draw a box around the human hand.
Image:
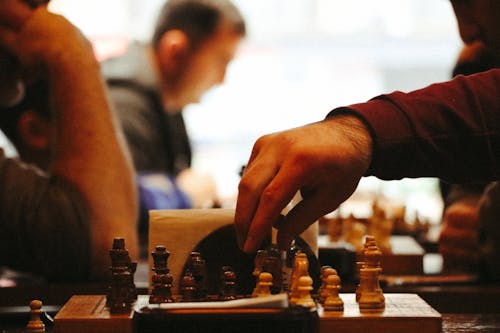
[0,0,32,106]
[439,197,480,273]
[0,0,94,84]
[235,115,372,253]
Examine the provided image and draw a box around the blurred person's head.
[0,80,53,170]
[451,0,500,53]
[452,41,500,77]
[151,0,246,110]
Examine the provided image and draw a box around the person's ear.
[17,111,51,150]
[156,29,191,73]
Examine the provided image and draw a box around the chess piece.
[25,300,45,333]
[323,274,344,312]
[370,203,393,253]
[355,235,374,302]
[295,275,316,308]
[149,245,174,304]
[252,271,273,297]
[187,252,207,301]
[252,249,268,279]
[318,266,337,304]
[263,245,282,293]
[289,252,310,305]
[219,266,237,301]
[326,215,343,242]
[282,240,300,292]
[180,270,197,302]
[358,237,385,313]
[106,237,137,313]
[343,214,366,251]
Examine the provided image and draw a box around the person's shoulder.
[101,42,149,79]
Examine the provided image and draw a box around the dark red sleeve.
[328,69,500,182]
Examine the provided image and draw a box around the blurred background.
[0,0,462,231]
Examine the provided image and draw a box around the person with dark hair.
[101,0,246,244]
[0,2,138,281]
[234,0,500,255]
[101,0,246,218]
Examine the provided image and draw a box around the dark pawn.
[219,266,237,301]
[187,252,208,301]
[180,269,197,302]
[263,245,282,294]
[149,245,174,304]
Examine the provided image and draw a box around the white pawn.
[252,272,273,297]
[295,275,316,308]
[318,266,337,305]
[289,252,309,304]
[26,300,45,333]
[323,274,344,312]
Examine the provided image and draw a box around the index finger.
[235,157,279,249]
[241,163,301,253]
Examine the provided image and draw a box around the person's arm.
[0,3,138,279]
[332,69,500,182]
[235,69,500,254]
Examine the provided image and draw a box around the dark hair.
[0,80,51,146]
[152,0,246,50]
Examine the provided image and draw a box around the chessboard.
[51,210,441,333]
[52,293,441,333]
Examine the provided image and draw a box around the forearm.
[48,35,138,279]
[329,69,500,182]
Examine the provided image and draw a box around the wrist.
[325,113,373,175]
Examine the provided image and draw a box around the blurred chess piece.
[263,245,282,294]
[295,276,316,308]
[323,273,344,312]
[326,215,343,242]
[252,272,273,297]
[186,252,207,301]
[318,266,337,304]
[252,249,267,280]
[106,237,137,313]
[282,240,300,293]
[25,300,45,333]
[219,266,237,301]
[149,245,174,304]
[358,236,385,313]
[289,252,310,305]
[370,202,393,253]
[343,214,366,251]
[180,270,196,302]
